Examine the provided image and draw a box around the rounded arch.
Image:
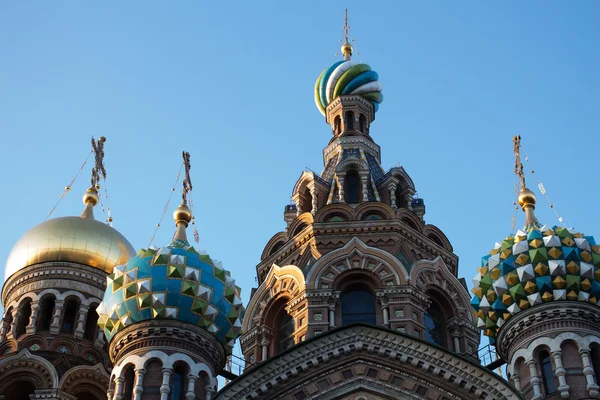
[423,224,453,251]
[288,212,314,238]
[18,334,48,352]
[261,232,289,261]
[59,364,109,400]
[396,209,423,233]
[49,337,78,354]
[355,202,395,221]
[0,349,59,390]
[315,203,355,223]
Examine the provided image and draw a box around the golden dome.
[517,187,537,209]
[4,215,136,280]
[341,41,353,58]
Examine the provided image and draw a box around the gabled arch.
[314,203,355,223]
[335,156,368,174]
[306,237,409,289]
[396,208,424,232]
[242,264,306,334]
[291,171,330,215]
[0,349,59,390]
[261,232,289,261]
[423,224,453,252]
[288,212,314,238]
[354,202,395,221]
[59,364,109,396]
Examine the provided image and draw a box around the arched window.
[170,365,187,400]
[84,304,99,341]
[269,242,285,257]
[334,115,341,135]
[341,283,376,326]
[16,300,32,338]
[276,310,295,354]
[344,171,360,204]
[424,301,446,347]
[592,345,600,386]
[303,188,313,214]
[344,111,354,131]
[394,186,407,208]
[293,223,308,237]
[359,114,366,132]
[61,298,79,334]
[122,366,135,400]
[3,381,36,400]
[539,350,557,395]
[37,296,55,331]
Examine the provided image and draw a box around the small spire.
[341,9,353,60]
[513,135,538,227]
[81,136,106,219]
[173,151,193,242]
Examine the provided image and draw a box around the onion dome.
[97,202,244,354]
[314,60,383,116]
[4,187,135,280]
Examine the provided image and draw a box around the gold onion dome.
[4,187,136,280]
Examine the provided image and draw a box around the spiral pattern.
[315,60,383,116]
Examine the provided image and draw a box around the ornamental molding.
[214,324,521,400]
[323,137,381,163]
[58,363,109,392]
[0,349,59,390]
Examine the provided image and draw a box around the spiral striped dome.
[314,60,383,116]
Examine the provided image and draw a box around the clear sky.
[1,2,599,357]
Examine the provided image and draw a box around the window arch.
[344,171,360,204]
[334,115,341,135]
[276,309,295,354]
[424,301,445,347]
[3,381,36,400]
[359,114,366,132]
[84,304,99,341]
[122,365,135,400]
[592,344,600,386]
[293,223,308,237]
[269,241,285,257]
[539,350,557,395]
[61,297,79,334]
[16,299,32,338]
[341,283,376,326]
[394,186,407,208]
[37,296,55,331]
[344,111,354,131]
[170,364,188,400]
[303,188,313,214]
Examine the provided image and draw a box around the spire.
[341,9,353,60]
[173,151,193,242]
[81,136,106,219]
[513,135,538,227]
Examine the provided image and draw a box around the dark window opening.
[424,301,446,347]
[276,311,295,354]
[341,283,376,326]
[170,366,187,400]
[303,188,313,214]
[344,171,360,204]
[293,223,308,237]
[122,367,135,400]
[394,186,407,208]
[37,297,55,331]
[269,242,285,256]
[592,345,600,386]
[359,114,366,132]
[84,304,99,341]
[344,111,354,131]
[61,298,79,334]
[540,350,557,395]
[334,116,341,135]
[3,381,36,400]
[16,300,32,338]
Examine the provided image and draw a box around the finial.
[173,151,193,242]
[513,135,538,227]
[341,9,353,60]
[81,136,107,219]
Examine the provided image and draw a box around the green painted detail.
[315,68,326,114]
[124,283,137,299]
[529,248,548,263]
[509,283,526,301]
[191,299,207,314]
[361,91,384,103]
[333,64,371,99]
[138,293,152,309]
[112,276,124,292]
[153,254,169,265]
[181,281,198,297]
[168,265,184,279]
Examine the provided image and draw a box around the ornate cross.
[343,9,350,44]
[91,136,107,187]
[513,135,526,189]
[182,151,192,204]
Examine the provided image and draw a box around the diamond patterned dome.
[97,239,244,353]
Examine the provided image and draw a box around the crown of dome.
[471,224,600,342]
[314,60,383,116]
[4,192,135,280]
[97,239,244,354]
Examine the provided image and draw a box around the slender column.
[551,350,569,398]
[311,188,318,215]
[113,377,125,400]
[133,368,145,400]
[389,184,397,208]
[9,308,22,338]
[26,301,40,334]
[261,341,268,361]
[185,374,197,400]
[95,329,105,347]
[511,371,521,391]
[74,304,89,338]
[580,349,600,397]
[106,380,115,400]
[526,359,543,400]
[336,175,345,203]
[0,315,8,342]
[360,175,368,202]
[49,300,64,335]
[452,333,461,354]
[205,384,215,400]
[328,304,335,328]
[160,368,173,400]
[380,298,389,328]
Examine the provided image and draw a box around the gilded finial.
[341,9,353,60]
[81,136,107,219]
[513,135,538,227]
[173,151,193,241]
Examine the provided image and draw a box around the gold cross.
[182,151,192,204]
[91,136,107,187]
[513,135,526,189]
[343,9,350,44]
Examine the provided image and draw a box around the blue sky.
[1,2,599,355]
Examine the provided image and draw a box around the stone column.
[452,332,461,354]
[74,304,89,339]
[49,300,64,335]
[26,301,40,334]
[360,174,368,202]
[311,188,318,215]
[511,371,521,391]
[389,184,397,209]
[0,311,12,341]
[205,384,215,400]
[95,329,105,347]
[185,374,197,400]
[550,350,569,398]
[580,349,600,398]
[9,307,22,338]
[160,368,173,400]
[133,368,145,400]
[261,340,268,361]
[526,359,543,400]
[328,304,335,328]
[113,377,125,400]
[336,175,345,203]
